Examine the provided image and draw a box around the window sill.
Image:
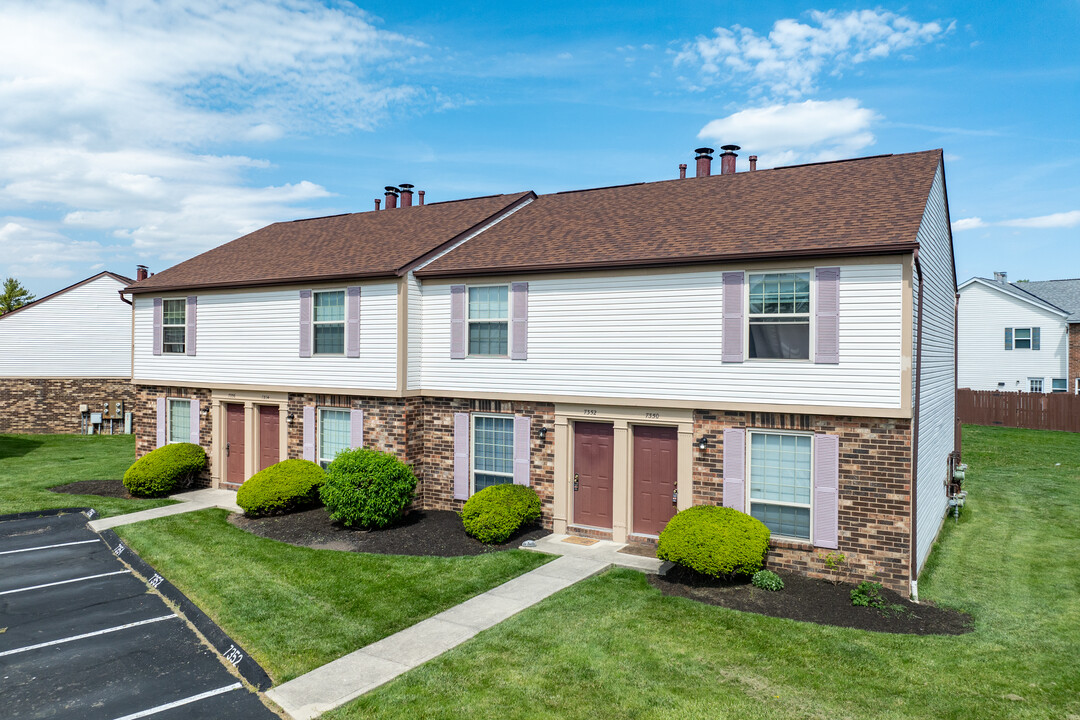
[769,537,814,550]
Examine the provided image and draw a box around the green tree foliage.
[0,277,35,315]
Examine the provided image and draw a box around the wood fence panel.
[957,388,1080,433]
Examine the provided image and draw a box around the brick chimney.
[399,184,414,208]
[694,148,713,178]
[720,144,739,175]
[418,190,425,206]
[384,186,398,209]
[749,155,758,171]
[136,265,148,282]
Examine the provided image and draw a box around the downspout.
[117,289,132,306]
[910,249,924,600]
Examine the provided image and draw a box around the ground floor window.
[1051,378,1067,393]
[167,398,190,444]
[1029,378,1044,393]
[472,414,514,493]
[748,431,812,540]
[318,408,351,468]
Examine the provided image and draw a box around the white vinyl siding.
[167,398,190,444]
[472,414,514,492]
[134,283,398,390]
[0,274,131,378]
[420,263,904,409]
[318,408,351,468]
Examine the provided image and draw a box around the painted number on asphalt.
[84,509,96,519]
[223,645,244,666]
[113,543,125,557]
[148,573,165,589]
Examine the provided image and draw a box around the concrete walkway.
[266,554,610,720]
[89,488,242,532]
[524,533,671,574]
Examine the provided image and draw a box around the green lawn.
[0,433,173,517]
[114,509,553,683]
[327,425,1080,720]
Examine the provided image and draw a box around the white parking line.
[110,682,244,720]
[0,614,178,657]
[0,538,101,555]
[0,568,131,596]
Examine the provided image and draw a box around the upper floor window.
[1029,378,1043,393]
[748,431,813,540]
[472,414,514,492]
[748,272,810,360]
[318,407,351,468]
[1014,328,1032,350]
[162,299,186,354]
[167,398,191,444]
[313,290,345,355]
[468,285,508,357]
[1006,326,1039,350]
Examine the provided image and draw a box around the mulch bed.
[51,479,133,499]
[649,566,972,635]
[229,506,550,557]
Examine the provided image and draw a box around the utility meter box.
[90,413,103,425]
[103,400,124,420]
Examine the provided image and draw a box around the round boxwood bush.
[123,443,207,498]
[657,505,770,578]
[237,459,324,517]
[461,484,542,544]
[319,448,417,529]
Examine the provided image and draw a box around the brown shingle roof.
[416,150,942,277]
[126,192,533,293]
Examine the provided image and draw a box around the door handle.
[574,474,579,491]
[226,442,230,457]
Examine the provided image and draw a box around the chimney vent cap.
[399,183,414,190]
[720,144,740,153]
[384,186,399,194]
[694,147,714,157]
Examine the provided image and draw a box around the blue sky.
[1,0,1077,298]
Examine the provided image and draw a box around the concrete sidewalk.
[266,554,609,720]
[89,488,241,532]
[525,533,671,574]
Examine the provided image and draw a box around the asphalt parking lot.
[0,511,277,720]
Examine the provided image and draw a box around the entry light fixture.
[538,426,549,441]
[697,436,708,451]
[286,412,296,425]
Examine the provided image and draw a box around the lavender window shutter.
[815,267,840,364]
[721,272,744,363]
[153,298,163,356]
[189,399,200,445]
[813,433,840,549]
[346,286,361,358]
[513,415,531,485]
[722,428,746,512]
[155,397,166,447]
[453,412,470,499]
[510,282,529,360]
[350,408,364,448]
[299,290,312,358]
[302,406,316,461]
[450,285,466,359]
[186,296,197,356]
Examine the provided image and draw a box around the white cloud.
[0,220,105,279]
[676,9,952,97]
[698,98,879,166]
[951,217,986,231]
[952,211,1080,232]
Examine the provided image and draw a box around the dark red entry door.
[633,425,678,536]
[225,403,245,485]
[573,422,614,528]
[258,406,280,472]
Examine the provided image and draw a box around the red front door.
[258,406,280,472]
[573,422,614,529]
[633,425,678,536]
[225,403,245,485]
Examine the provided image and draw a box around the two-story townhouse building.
[125,148,958,598]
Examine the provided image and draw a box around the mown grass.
[0,433,172,517]
[114,509,553,683]
[328,425,1080,720]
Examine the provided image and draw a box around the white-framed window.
[472,413,514,492]
[1052,378,1067,393]
[313,290,345,355]
[468,285,509,357]
[747,272,811,360]
[1012,327,1036,350]
[318,407,351,468]
[167,398,191,444]
[162,299,186,354]
[1029,378,1044,393]
[748,430,813,540]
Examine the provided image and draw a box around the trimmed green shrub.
[751,569,784,591]
[237,460,324,517]
[123,443,207,497]
[461,484,542,544]
[319,448,417,529]
[656,505,770,578]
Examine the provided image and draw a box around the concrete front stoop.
[524,533,673,574]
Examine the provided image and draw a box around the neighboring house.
[0,271,135,433]
[958,272,1080,394]
[125,147,958,597]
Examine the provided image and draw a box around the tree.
[0,277,35,315]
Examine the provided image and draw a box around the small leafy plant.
[819,551,848,585]
[751,570,784,591]
[850,581,886,609]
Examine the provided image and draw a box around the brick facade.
[1070,323,1080,394]
[134,385,214,487]
[0,378,136,434]
[693,410,912,594]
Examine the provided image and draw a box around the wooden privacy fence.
[957,388,1080,433]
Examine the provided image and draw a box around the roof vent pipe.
[384,186,398,210]
[136,265,149,282]
[720,144,739,175]
[399,183,414,208]
[694,148,713,178]
[375,198,381,210]
[749,155,758,171]
[418,190,425,206]
[679,163,687,180]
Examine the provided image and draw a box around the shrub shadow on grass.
[0,435,45,460]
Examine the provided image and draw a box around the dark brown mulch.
[229,506,549,557]
[50,479,133,499]
[649,566,972,635]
